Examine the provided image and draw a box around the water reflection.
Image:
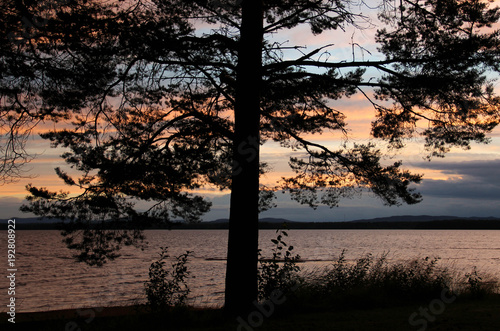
[0,229,499,312]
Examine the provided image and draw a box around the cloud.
[417,159,500,181]
[3,160,500,222]
[414,159,500,200]
[202,159,500,222]
[418,179,500,200]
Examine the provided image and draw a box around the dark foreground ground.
[3,295,500,331]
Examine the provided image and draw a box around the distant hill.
[349,215,500,223]
[209,215,500,224]
[3,215,500,230]
[0,217,297,230]
[1,217,64,224]
[207,217,295,224]
[198,215,500,229]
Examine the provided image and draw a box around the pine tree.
[2,0,499,314]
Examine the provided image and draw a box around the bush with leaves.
[460,266,499,298]
[258,228,301,302]
[144,247,192,310]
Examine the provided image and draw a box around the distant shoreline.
[4,219,500,230]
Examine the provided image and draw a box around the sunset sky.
[2,1,500,221]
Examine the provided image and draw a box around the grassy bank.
[5,235,500,330]
[4,295,500,331]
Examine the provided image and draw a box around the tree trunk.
[224,0,264,316]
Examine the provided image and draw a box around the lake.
[1,229,499,313]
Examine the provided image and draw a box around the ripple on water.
[2,229,499,312]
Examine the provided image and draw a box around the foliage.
[3,0,500,311]
[301,252,454,304]
[258,228,301,301]
[464,267,483,296]
[144,247,192,310]
[460,266,499,298]
[6,0,499,230]
[61,227,145,267]
[377,256,451,298]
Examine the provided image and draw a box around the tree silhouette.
[2,0,500,314]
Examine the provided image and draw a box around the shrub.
[144,247,192,310]
[459,266,499,298]
[258,228,301,302]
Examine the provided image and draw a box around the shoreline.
[3,296,500,330]
[4,219,500,230]
[3,304,150,323]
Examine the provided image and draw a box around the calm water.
[1,229,499,312]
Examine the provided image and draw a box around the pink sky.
[2,1,500,220]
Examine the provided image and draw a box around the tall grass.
[295,252,450,306]
[143,232,499,311]
[286,250,499,310]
